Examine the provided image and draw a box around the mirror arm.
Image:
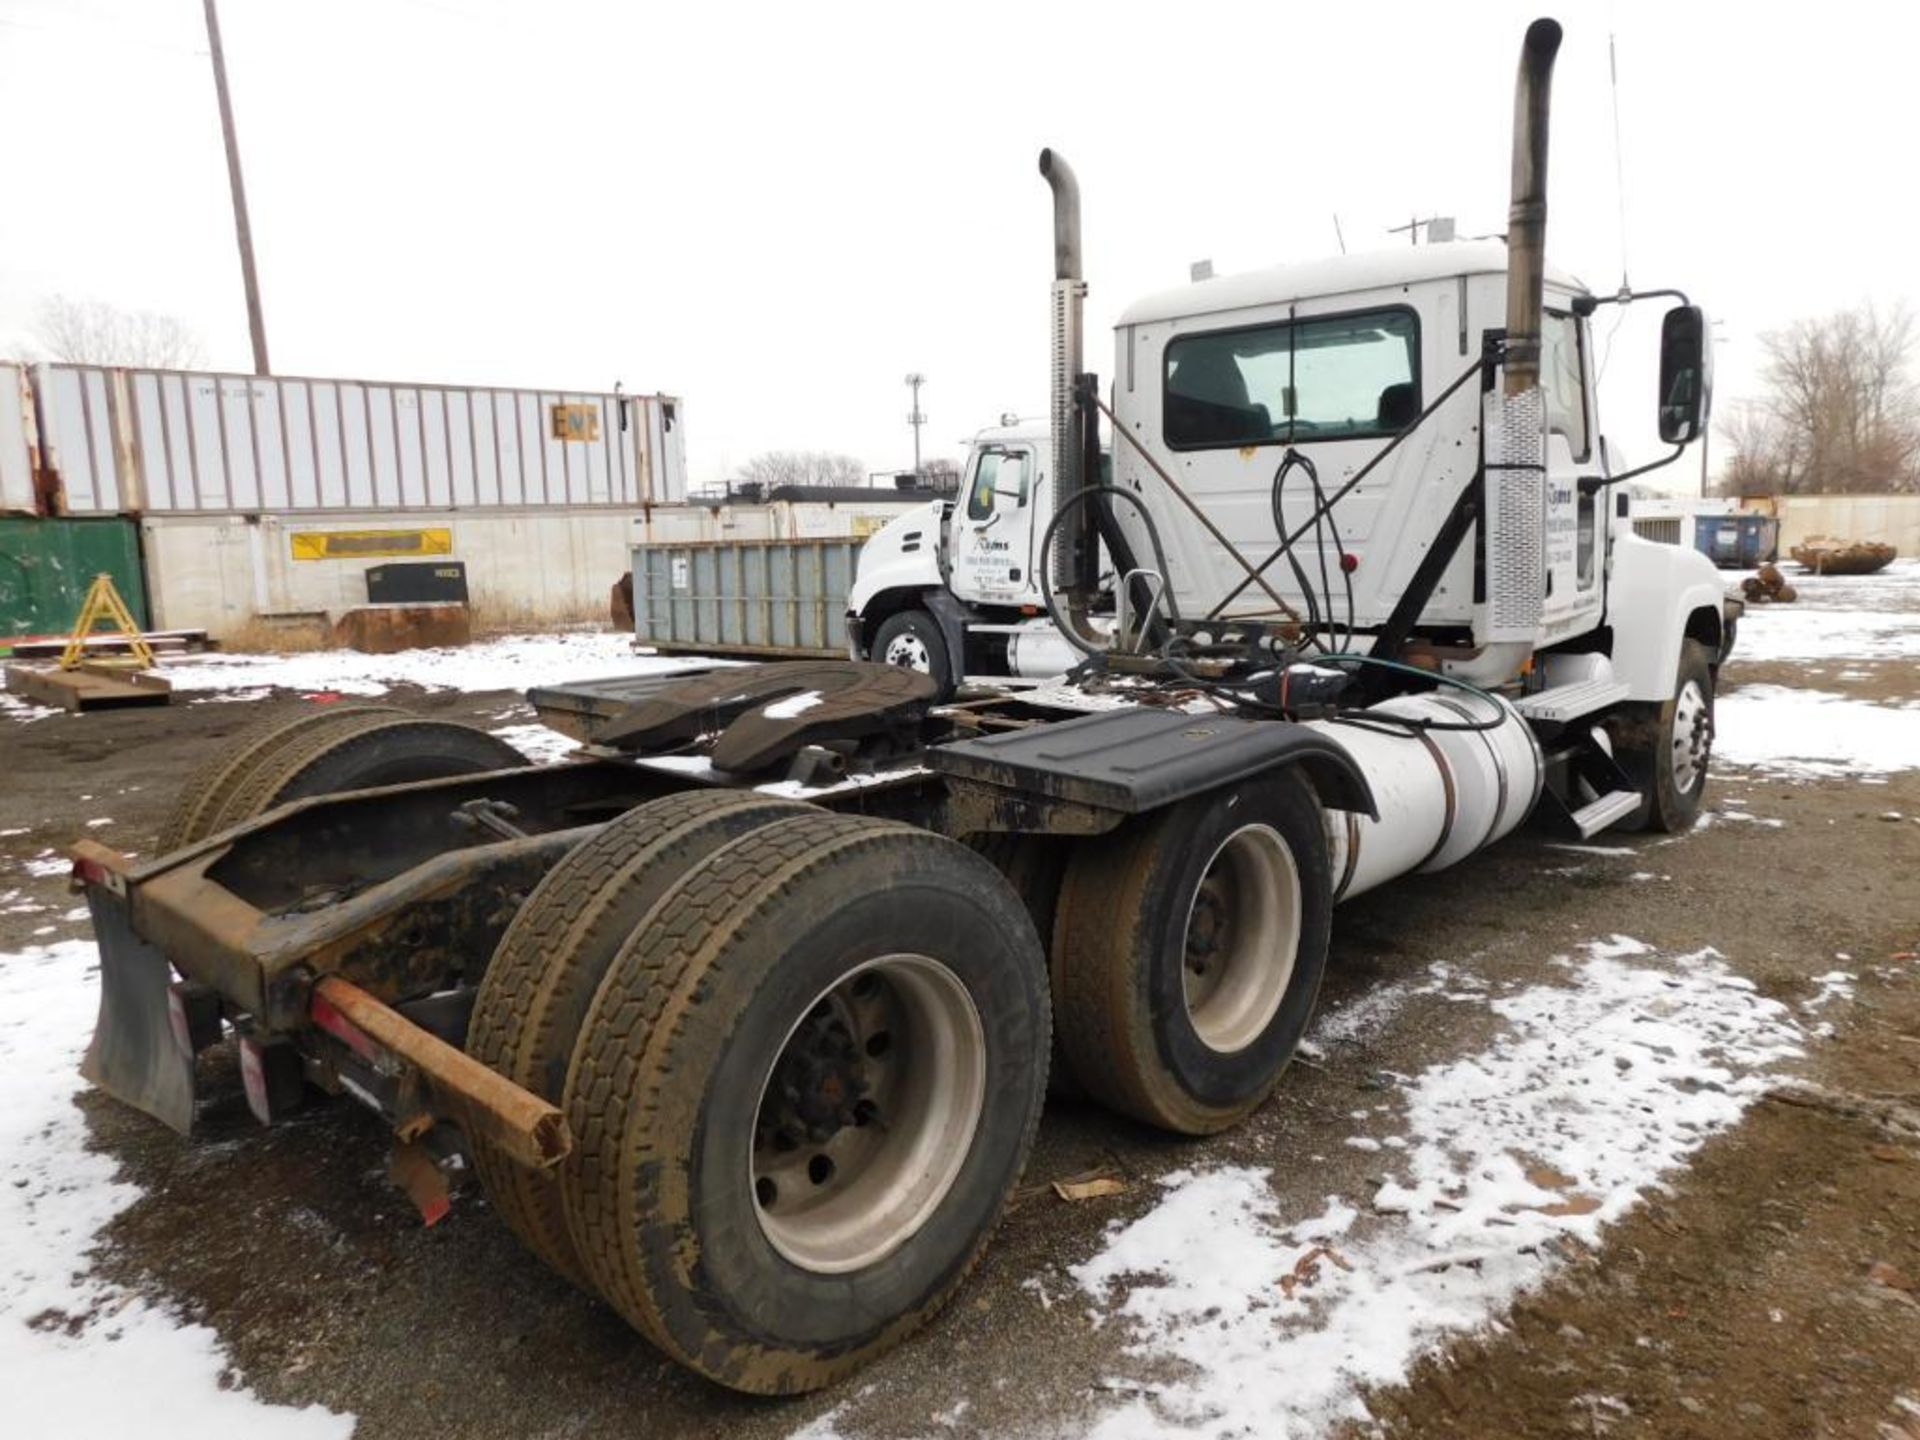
[1578,442,1689,494]
[1571,285,1693,316]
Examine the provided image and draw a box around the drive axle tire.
[155,704,406,852]
[1052,770,1333,1136]
[214,716,529,828]
[969,832,1081,1100]
[564,812,1049,1393]
[1607,639,1715,834]
[467,790,810,1287]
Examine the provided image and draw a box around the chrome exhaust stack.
[1456,17,1562,685]
[1038,149,1101,640]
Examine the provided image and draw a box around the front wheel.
[1607,639,1715,834]
[871,608,952,694]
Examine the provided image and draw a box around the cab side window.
[1541,310,1590,461]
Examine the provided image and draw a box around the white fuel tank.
[1309,691,1542,901]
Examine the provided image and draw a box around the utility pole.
[904,373,926,475]
[204,0,270,375]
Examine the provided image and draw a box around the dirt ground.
[2,644,1916,1439]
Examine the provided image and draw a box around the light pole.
[904,373,926,475]
[204,0,270,375]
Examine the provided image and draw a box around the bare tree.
[919,457,962,488]
[1721,301,1920,494]
[31,294,207,369]
[735,450,869,489]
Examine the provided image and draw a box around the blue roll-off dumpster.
[1694,513,1779,569]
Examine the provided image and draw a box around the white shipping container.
[0,364,35,513]
[32,364,686,515]
[634,495,928,547]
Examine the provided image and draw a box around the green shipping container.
[0,515,149,642]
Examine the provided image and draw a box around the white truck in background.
[847,419,1090,688]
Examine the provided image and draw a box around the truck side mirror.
[1657,305,1712,445]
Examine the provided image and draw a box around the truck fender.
[922,588,971,692]
[846,501,947,622]
[1607,531,1727,702]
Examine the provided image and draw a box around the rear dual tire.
[475,804,1050,1394]
[156,706,529,854]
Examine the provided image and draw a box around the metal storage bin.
[631,539,862,657]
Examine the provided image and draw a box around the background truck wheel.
[872,609,951,691]
[1607,638,1716,834]
[563,811,1049,1393]
[1052,770,1333,1135]
[212,716,529,828]
[968,832,1082,1100]
[155,703,406,852]
[466,790,809,1287]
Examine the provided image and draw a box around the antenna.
[1609,29,1631,292]
[1386,215,1447,246]
[1332,214,1347,254]
[904,373,926,475]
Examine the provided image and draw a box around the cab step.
[1568,788,1642,838]
[1513,678,1630,725]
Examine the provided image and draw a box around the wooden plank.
[8,631,205,660]
[5,664,173,711]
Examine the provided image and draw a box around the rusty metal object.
[313,975,569,1171]
[332,602,473,653]
[6,663,172,712]
[1790,539,1896,576]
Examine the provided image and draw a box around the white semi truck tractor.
[847,418,1090,689]
[74,17,1736,1398]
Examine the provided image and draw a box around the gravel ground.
[1,575,1916,1440]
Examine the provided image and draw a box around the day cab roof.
[1116,240,1589,328]
[969,420,1050,449]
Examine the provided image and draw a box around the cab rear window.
[1164,309,1420,450]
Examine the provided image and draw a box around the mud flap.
[80,887,196,1136]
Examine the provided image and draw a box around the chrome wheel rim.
[1181,824,1302,1053]
[1670,679,1712,793]
[750,954,985,1274]
[882,631,932,672]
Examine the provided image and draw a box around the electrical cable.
[1036,484,1182,658]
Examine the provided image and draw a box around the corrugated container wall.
[31,364,686,514]
[1,364,37,513]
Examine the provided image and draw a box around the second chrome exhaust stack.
[1039,149,1098,610]
[1467,17,1563,678]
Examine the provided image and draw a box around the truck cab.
[1106,243,1728,711]
[847,420,1087,690]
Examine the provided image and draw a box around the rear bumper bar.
[72,839,570,1170]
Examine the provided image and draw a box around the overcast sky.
[3,0,1916,493]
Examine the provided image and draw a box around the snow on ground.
[1713,685,1919,779]
[160,632,705,699]
[1070,937,1803,1440]
[0,692,61,723]
[1729,556,1920,663]
[0,940,352,1437]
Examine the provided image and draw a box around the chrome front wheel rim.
[883,632,932,672]
[1670,679,1712,793]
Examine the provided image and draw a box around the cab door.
[949,444,1039,606]
[1537,306,1604,643]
